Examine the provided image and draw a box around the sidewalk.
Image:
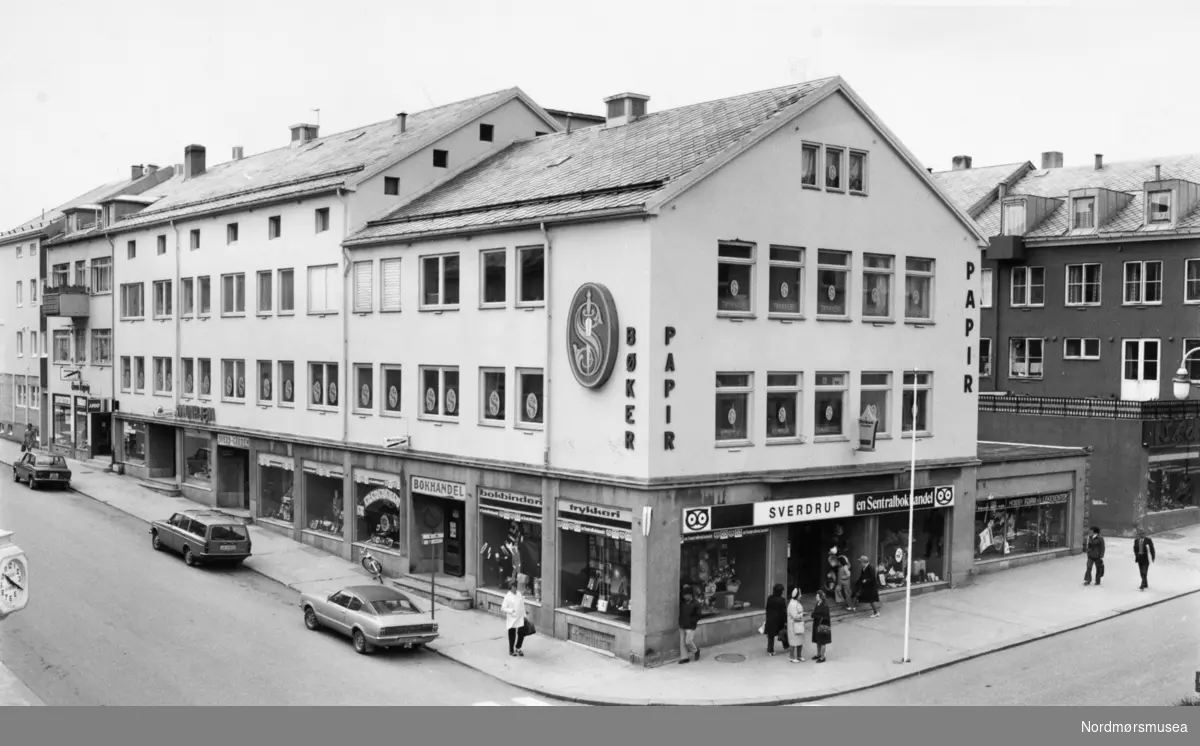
[4,439,1200,705]
[0,660,44,706]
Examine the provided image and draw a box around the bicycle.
[360,551,384,584]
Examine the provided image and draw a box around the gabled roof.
[1,177,132,243]
[346,77,990,247]
[930,162,1031,219]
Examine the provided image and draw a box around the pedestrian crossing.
[473,696,554,706]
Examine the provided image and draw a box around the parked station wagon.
[149,510,252,567]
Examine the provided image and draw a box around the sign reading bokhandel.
[411,476,467,501]
[854,485,956,517]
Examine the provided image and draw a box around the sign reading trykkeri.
[566,282,621,389]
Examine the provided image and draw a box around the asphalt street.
[0,474,574,706]
[813,592,1200,706]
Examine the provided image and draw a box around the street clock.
[0,530,29,620]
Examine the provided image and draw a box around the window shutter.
[354,262,373,312]
[381,259,401,311]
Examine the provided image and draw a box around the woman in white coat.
[501,574,529,657]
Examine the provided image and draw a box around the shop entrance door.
[788,522,826,594]
[216,446,250,510]
[91,414,112,457]
[409,493,466,577]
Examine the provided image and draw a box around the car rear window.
[370,597,419,614]
[34,455,66,466]
[209,525,248,541]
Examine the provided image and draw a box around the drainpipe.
[105,232,118,470]
[539,222,553,469]
[338,188,350,445]
[171,220,183,488]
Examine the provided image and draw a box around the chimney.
[146,164,159,174]
[289,123,319,147]
[131,164,145,181]
[1041,151,1064,169]
[1094,154,1103,171]
[927,167,933,173]
[603,92,650,127]
[952,155,973,171]
[397,112,408,135]
[1155,164,1162,181]
[998,183,1007,200]
[184,145,207,179]
[232,146,244,161]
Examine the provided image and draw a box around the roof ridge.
[930,161,1029,175]
[649,78,836,115]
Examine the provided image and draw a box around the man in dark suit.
[1133,528,1156,591]
[1083,526,1105,586]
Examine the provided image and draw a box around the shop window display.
[559,531,632,620]
[1147,466,1196,513]
[679,531,767,617]
[304,473,344,538]
[260,464,294,523]
[123,421,147,463]
[183,433,211,483]
[974,494,1069,561]
[479,514,543,602]
[356,486,403,550]
[876,509,947,588]
[73,407,88,451]
[53,401,71,447]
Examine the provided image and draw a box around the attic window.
[479,123,494,142]
[433,150,449,168]
[347,132,366,142]
[384,177,400,195]
[1148,190,1172,223]
[535,131,548,137]
[1003,202,1026,236]
[1072,197,1095,230]
[548,155,573,168]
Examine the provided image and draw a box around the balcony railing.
[979,392,1200,420]
[41,285,91,318]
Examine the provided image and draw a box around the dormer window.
[1072,197,1095,230]
[1148,190,1172,223]
[1003,201,1026,235]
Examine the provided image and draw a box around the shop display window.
[876,509,948,588]
[974,496,1069,561]
[559,531,632,621]
[305,473,343,537]
[53,402,71,448]
[183,433,211,484]
[123,421,147,463]
[679,531,768,617]
[356,485,403,551]
[479,513,543,602]
[1147,466,1196,513]
[73,409,88,451]
[260,465,294,523]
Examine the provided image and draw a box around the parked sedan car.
[149,509,252,567]
[12,451,72,490]
[301,584,439,655]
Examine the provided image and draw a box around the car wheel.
[353,629,372,655]
[183,547,197,567]
[151,531,164,551]
[304,607,320,631]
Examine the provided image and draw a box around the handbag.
[817,623,831,636]
[792,620,805,636]
[521,618,536,637]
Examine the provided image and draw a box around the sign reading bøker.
[853,485,956,517]
[411,476,467,501]
[566,283,621,390]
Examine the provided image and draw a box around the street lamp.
[1173,346,1200,401]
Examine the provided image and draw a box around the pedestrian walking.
[678,585,702,663]
[854,555,880,617]
[1133,528,1156,591]
[811,590,832,663]
[833,549,853,609]
[1083,526,1106,586]
[20,424,34,453]
[786,587,806,663]
[763,583,787,656]
[501,575,528,657]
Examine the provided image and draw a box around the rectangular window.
[227,223,239,244]
[353,364,373,412]
[1009,338,1044,379]
[74,260,87,287]
[861,254,894,319]
[816,250,850,317]
[279,269,295,314]
[825,146,844,190]
[120,282,145,319]
[1072,197,1095,230]
[29,331,36,356]
[517,368,544,427]
[30,279,37,303]
[198,276,211,316]
[901,372,932,435]
[1063,338,1101,360]
[379,259,401,312]
[154,357,173,394]
[268,216,281,239]
[1148,190,1172,223]
[127,240,136,259]
[979,338,992,378]
[307,265,339,314]
[1122,339,1161,402]
[904,257,934,320]
[517,246,545,305]
[848,150,867,193]
[384,176,400,195]
[1066,264,1101,306]
[433,149,448,168]
[381,365,402,414]
[717,243,755,315]
[768,246,804,316]
[480,249,506,306]
[420,254,460,309]
[221,273,246,315]
[1010,266,1045,307]
[182,358,195,396]
[479,123,494,142]
[52,263,69,287]
[1185,340,1200,382]
[813,372,847,438]
[221,359,247,401]
[420,366,460,419]
[1124,261,1163,304]
[859,372,891,436]
[800,143,819,187]
[353,261,373,313]
[73,328,86,364]
[309,362,340,408]
[257,360,273,405]
[153,280,173,318]
[198,358,212,398]
[257,271,273,313]
[765,373,801,441]
[134,357,146,394]
[90,256,112,294]
[157,235,167,254]
[1186,259,1200,304]
[480,368,505,423]
[715,373,752,444]
[15,331,22,357]
[314,207,330,233]
[981,267,993,308]
[1003,202,1026,236]
[278,361,294,405]
[181,278,195,316]
[120,357,131,391]
[15,281,21,306]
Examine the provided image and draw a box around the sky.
[3,0,1199,229]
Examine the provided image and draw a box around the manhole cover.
[714,653,746,663]
[1159,533,1185,540]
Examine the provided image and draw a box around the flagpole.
[901,369,917,664]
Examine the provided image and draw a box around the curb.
[8,454,1200,707]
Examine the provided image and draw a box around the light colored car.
[301,584,439,655]
[149,509,252,567]
[12,451,72,490]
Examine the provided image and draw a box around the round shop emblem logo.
[566,282,620,390]
[137,370,145,389]
[525,393,538,420]
[683,507,711,533]
[284,379,293,400]
[910,289,921,305]
[186,374,194,392]
[780,282,789,299]
[825,405,834,421]
[360,384,370,407]
[388,385,399,409]
[262,378,272,399]
[729,279,739,297]
[727,405,737,426]
[425,387,437,412]
[225,376,234,396]
[933,487,954,507]
[202,374,210,394]
[328,382,338,405]
[777,405,787,424]
[312,381,322,402]
[166,373,172,389]
[444,388,456,414]
[826,284,836,301]
[871,286,880,304]
[488,389,501,417]
[156,373,163,390]
[237,376,245,398]
[828,163,838,181]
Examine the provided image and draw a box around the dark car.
[149,509,252,567]
[12,451,72,490]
